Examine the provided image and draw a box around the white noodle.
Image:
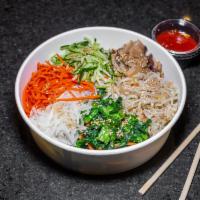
[30,92,92,145]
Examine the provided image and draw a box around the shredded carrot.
[56,95,100,102]
[22,63,99,116]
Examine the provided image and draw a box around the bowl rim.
[151,18,200,55]
[15,26,187,156]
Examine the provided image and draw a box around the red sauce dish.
[157,29,197,52]
[152,19,200,60]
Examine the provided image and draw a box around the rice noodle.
[30,96,91,145]
[106,72,178,136]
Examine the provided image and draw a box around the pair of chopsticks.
[139,123,200,200]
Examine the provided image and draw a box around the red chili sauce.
[156,29,197,52]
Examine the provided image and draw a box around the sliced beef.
[111,40,162,77]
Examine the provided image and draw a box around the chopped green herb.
[76,97,151,150]
[97,87,107,97]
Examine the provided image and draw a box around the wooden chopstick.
[139,123,200,195]
[179,142,200,200]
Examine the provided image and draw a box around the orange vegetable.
[56,95,100,102]
[22,63,99,116]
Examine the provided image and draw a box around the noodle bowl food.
[15,27,186,174]
[22,38,178,150]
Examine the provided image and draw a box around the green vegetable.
[51,38,114,85]
[97,87,107,97]
[51,55,62,65]
[76,97,151,150]
[97,126,114,145]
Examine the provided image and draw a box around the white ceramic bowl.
[15,27,186,175]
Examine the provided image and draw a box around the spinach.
[76,97,151,150]
[97,87,107,97]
